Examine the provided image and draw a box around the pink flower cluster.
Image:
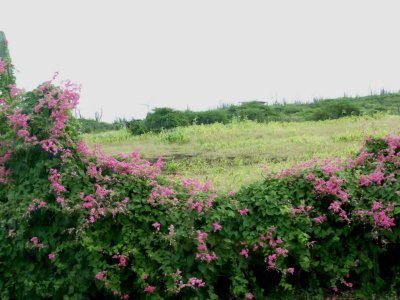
[212,222,222,232]
[188,193,216,214]
[238,208,249,216]
[144,285,156,293]
[355,201,395,230]
[49,168,66,194]
[85,149,164,180]
[187,277,205,288]
[313,176,349,202]
[147,183,177,205]
[0,58,6,74]
[152,222,161,231]
[195,230,217,263]
[240,248,249,258]
[27,198,47,213]
[245,293,255,299]
[8,84,18,99]
[312,214,327,224]
[30,236,43,248]
[0,150,12,184]
[359,165,386,186]
[95,271,107,281]
[290,204,313,217]
[171,269,206,293]
[328,201,350,223]
[112,254,128,267]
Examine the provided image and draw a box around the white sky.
[2,0,400,122]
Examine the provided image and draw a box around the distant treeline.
[79,92,400,134]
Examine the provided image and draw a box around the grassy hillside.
[83,114,400,191]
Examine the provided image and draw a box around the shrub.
[311,102,361,121]
[127,119,148,135]
[1,39,400,299]
[144,108,190,132]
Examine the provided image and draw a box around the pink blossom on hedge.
[7,108,29,130]
[287,267,295,274]
[30,236,39,245]
[8,84,18,98]
[95,271,107,281]
[276,247,288,257]
[48,253,55,260]
[213,222,222,232]
[152,222,160,231]
[33,99,46,113]
[328,201,350,223]
[56,196,65,208]
[313,214,327,224]
[196,230,217,263]
[144,285,156,293]
[267,253,277,268]
[49,168,66,194]
[343,282,353,288]
[187,277,205,288]
[245,293,255,299]
[0,58,6,73]
[240,248,249,258]
[305,172,315,181]
[168,224,175,236]
[238,208,249,216]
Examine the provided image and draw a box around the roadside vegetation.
[83,114,400,191]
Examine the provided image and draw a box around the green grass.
[82,114,400,192]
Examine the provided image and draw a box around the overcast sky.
[2,0,400,122]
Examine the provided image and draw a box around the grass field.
[82,114,400,192]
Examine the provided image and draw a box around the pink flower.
[118,255,127,267]
[187,277,205,288]
[168,224,175,236]
[31,236,39,245]
[245,293,255,299]
[0,58,6,74]
[276,247,288,257]
[95,271,107,281]
[312,214,327,224]
[8,84,18,99]
[305,172,315,181]
[144,285,156,293]
[213,222,222,232]
[371,201,383,211]
[238,208,249,216]
[287,267,294,274]
[152,222,160,231]
[48,253,56,260]
[240,248,249,258]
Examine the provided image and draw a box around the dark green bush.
[127,119,148,135]
[310,102,361,121]
[144,108,190,133]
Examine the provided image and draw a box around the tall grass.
[83,114,400,191]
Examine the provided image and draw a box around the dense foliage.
[127,95,400,135]
[1,38,400,299]
[78,118,126,134]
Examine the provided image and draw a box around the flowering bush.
[1,40,400,299]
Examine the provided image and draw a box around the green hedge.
[1,41,400,299]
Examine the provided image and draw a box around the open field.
[82,114,400,192]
